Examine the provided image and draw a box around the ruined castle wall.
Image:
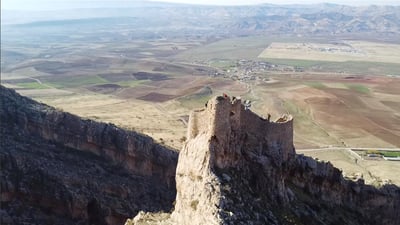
[209,97,232,142]
[172,96,299,224]
[239,103,295,161]
[265,117,295,161]
[187,96,295,169]
[188,109,207,139]
[173,98,231,224]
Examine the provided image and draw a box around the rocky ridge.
[0,86,178,224]
[128,95,400,225]
[3,4,400,41]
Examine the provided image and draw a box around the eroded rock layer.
[0,86,178,225]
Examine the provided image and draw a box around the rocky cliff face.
[128,95,400,225]
[0,86,178,224]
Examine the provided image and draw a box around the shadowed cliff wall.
[1,86,177,186]
[0,86,178,224]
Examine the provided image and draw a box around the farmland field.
[259,41,400,64]
[2,18,400,151]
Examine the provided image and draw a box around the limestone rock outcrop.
[127,95,400,225]
[0,86,178,224]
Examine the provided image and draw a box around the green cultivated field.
[43,76,109,89]
[16,82,50,89]
[305,82,326,89]
[346,84,370,94]
[382,151,400,157]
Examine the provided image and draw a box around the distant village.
[204,59,305,82]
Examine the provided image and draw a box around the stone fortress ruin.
[187,95,295,168]
[171,95,296,225]
[128,95,400,225]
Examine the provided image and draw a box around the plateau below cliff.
[128,95,400,225]
[0,86,178,225]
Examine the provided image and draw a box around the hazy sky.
[152,0,400,5]
[2,0,400,10]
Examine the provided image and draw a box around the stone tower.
[172,95,295,224]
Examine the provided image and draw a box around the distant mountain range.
[2,3,400,41]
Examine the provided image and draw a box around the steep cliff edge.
[0,86,178,224]
[128,95,400,225]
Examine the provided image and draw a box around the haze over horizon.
[2,0,400,11]
[152,0,400,6]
